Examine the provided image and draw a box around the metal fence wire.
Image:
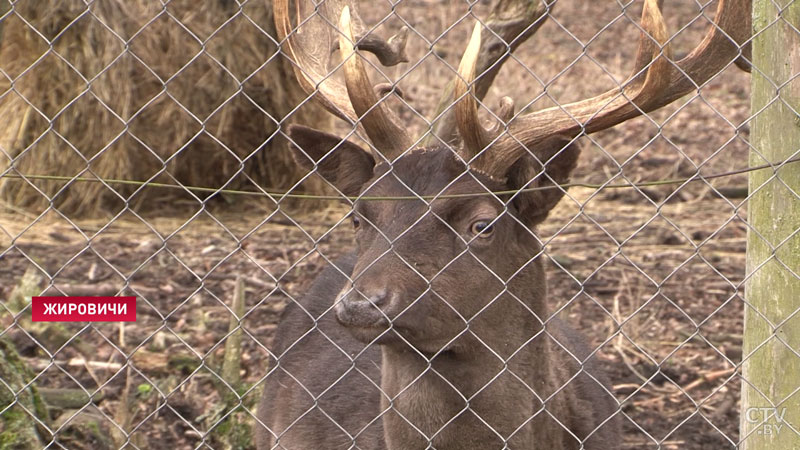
[0,0,798,449]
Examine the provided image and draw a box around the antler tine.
[455,23,516,163]
[478,0,750,178]
[332,26,410,66]
[455,23,493,160]
[339,6,413,160]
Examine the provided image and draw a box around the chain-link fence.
[0,0,798,449]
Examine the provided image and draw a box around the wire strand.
[2,156,799,202]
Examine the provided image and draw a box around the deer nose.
[335,286,393,328]
[336,285,392,310]
[350,287,390,307]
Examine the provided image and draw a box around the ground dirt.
[1,0,752,448]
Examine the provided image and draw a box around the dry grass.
[0,0,330,218]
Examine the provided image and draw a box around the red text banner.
[32,297,137,322]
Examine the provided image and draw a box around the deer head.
[275,0,749,355]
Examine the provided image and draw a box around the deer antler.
[338,6,413,159]
[424,0,555,147]
[274,0,412,160]
[274,0,355,123]
[457,0,750,177]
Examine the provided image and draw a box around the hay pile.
[0,0,330,217]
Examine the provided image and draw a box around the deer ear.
[507,137,581,227]
[288,125,376,197]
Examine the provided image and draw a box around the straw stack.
[0,0,329,216]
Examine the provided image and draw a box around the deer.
[255,0,749,448]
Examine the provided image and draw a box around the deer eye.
[352,215,361,230]
[470,220,494,238]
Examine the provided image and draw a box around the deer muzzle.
[335,285,394,332]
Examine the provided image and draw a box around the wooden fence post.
[741,1,800,448]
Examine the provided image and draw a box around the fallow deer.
[256,0,749,448]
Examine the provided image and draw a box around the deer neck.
[378,310,555,449]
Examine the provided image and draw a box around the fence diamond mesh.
[0,0,798,449]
